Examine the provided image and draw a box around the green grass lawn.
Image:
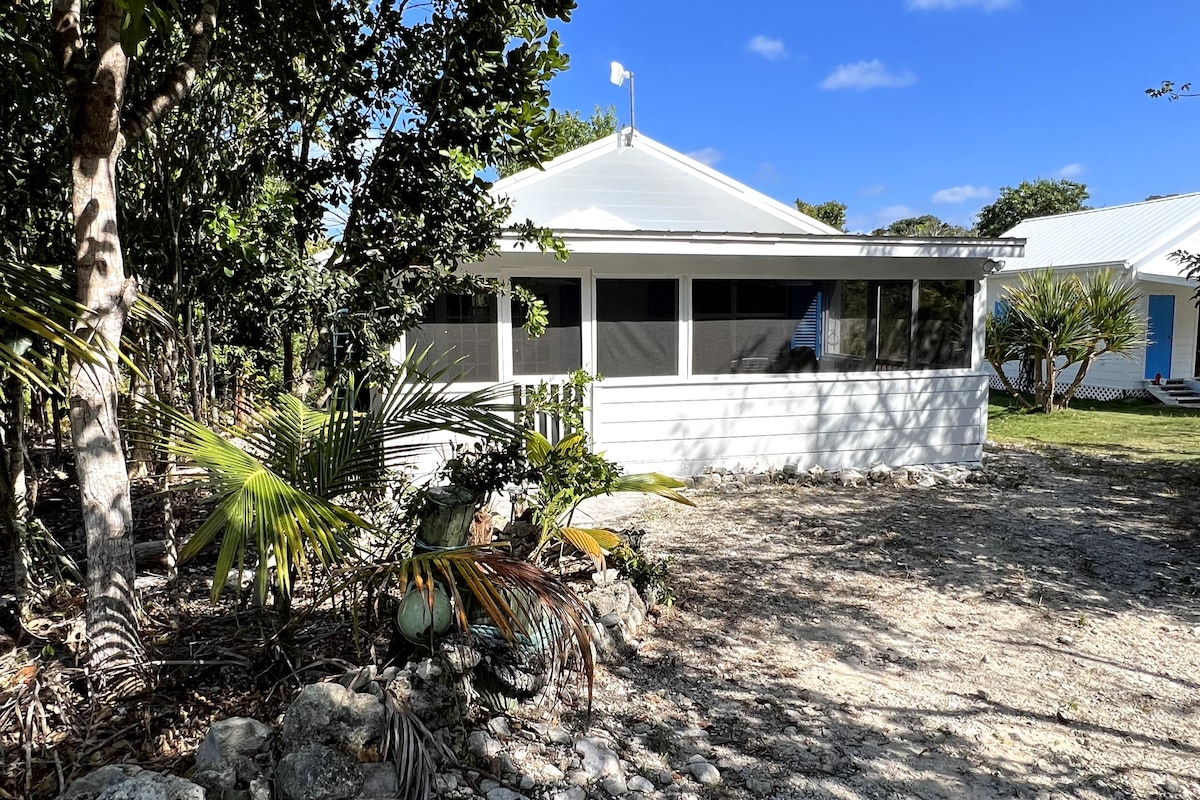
[988,391,1200,461]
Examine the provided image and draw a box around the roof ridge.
[1019,190,1200,224]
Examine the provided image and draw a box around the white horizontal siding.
[591,373,987,475]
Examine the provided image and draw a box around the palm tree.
[987,269,1145,412]
[157,352,600,793]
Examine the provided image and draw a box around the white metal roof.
[492,130,843,236]
[1000,192,1200,283]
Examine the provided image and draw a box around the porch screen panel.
[692,279,822,374]
[914,280,972,368]
[876,282,913,368]
[407,292,499,381]
[825,280,868,364]
[596,279,678,377]
[511,277,582,375]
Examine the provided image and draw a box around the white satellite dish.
[610,61,628,86]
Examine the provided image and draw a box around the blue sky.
[544,0,1200,232]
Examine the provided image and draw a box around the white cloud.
[932,184,995,204]
[820,60,917,91]
[686,147,723,167]
[1055,163,1086,179]
[746,35,788,61]
[756,162,784,183]
[906,0,1018,10]
[859,184,887,197]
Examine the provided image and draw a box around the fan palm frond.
[150,403,366,603]
[150,348,524,604]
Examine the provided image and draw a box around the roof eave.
[497,229,1024,260]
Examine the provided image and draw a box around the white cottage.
[987,193,1200,401]
[408,131,1023,475]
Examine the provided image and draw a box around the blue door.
[1145,295,1175,379]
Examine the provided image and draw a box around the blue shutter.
[789,287,823,358]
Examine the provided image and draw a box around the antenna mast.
[609,61,635,132]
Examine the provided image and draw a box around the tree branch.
[986,357,1035,410]
[50,0,84,97]
[122,0,220,143]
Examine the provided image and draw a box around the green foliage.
[974,179,1090,237]
[1168,249,1200,306]
[524,430,693,564]
[439,439,536,503]
[1146,80,1195,101]
[7,0,581,400]
[155,351,523,602]
[872,214,969,237]
[794,199,848,232]
[520,368,597,432]
[986,269,1145,413]
[497,105,618,177]
[607,535,674,606]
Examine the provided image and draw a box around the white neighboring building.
[407,130,1022,475]
[988,193,1200,400]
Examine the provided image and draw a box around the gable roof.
[1000,192,1200,283]
[492,130,843,236]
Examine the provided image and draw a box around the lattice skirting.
[988,375,1150,402]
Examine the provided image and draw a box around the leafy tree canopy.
[872,214,968,237]
[794,199,848,232]
[975,179,1089,238]
[497,105,618,178]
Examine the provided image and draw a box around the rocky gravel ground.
[445,445,1200,800]
[42,444,1200,800]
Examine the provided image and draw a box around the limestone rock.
[60,766,143,800]
[280,682,384,759]
[276,743,362,800]
[193,716,273,793]
[95,771,205,800]
[574,737,621,779]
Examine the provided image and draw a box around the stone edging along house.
[988,192,1200,401]
[404,130,1023,475]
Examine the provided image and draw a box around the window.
[914,280,973,368]
[511,277,581,375]
[407,292,499,381]
[825,280,868,363]
[692,279,822,374]
[596,279,679,377]
[826,279,974,371]
[876,282,913,368]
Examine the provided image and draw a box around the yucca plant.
[986,269,1145,413]
[524,430,694,565]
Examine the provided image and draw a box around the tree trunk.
[65,1,143,686]
[283,330,295,392]
[204,306,217,423]
[184,303,203,420]
[1,375,32,606]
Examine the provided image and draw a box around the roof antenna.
[609,61,634,146]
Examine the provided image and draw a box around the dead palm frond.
[332,546,596,708]
[382,689,454,800]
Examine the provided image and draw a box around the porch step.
[1148,379,1200,406]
